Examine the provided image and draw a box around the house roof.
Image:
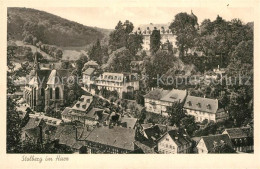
[71,95,93,112]
[134,140,156,154]
[120,117,137,128]
[164,130,192,147]
[83,68,95,76]
[85,126,136,151]
[160,89,187,103]
[184,95,219,114]
[143,125,161,141]
[61,107,72,115]
[51,125,88,149]
[144,88,170,100]
[141,123,153,130]
[22,117,44,131]
[84,60,99,66]
[200,134,233,152]
[224,127,253,139]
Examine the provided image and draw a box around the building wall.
[184,109,216,122]
[85,141,132,154]
[158,134,178,154]
[141,33,176,51]
[144,98,162,114]
[196,139,208,154]
[158,134,192,154]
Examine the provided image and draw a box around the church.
[23,54,69,112]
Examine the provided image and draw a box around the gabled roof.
[184,95,219,114]
[224,127,253,139]
[162,130,192,147]
[144,88,170,100]
[29,69,51,88]
[83,68,95,76]
[51,125,87,149]
[120,117,137,129]
[47,69,70,85]
[22,117,44,131]
[200,134,233,152]
[160,89,187,103]
[84,60,99,66]
[134,140,156,154]
[85,126,136,151]
[144,125,161,141]
[71,95,93,112]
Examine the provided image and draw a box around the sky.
[34,7,254,29]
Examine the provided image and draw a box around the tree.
[169,12,198,57]
[7,44,22,153]
[211,141,236,153]
[180,115,198,136]
[167,102,185,126]
[144,51,175,87]
[109,48,133,72]
[109,20,134,51]
[150,28,161,54]
[88,39,103,64]
[7,97,22,153]
[127,32,143,56]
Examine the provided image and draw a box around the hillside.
[7,7,111,47]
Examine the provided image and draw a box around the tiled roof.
[144,125,161,141]
[144,88,170,100]
[134,140,156,154]
[85,108,108,122]
[224,127,253,139]
[22,118,44,131]
[160,89,187,103]
[71,95,93,112]
[85,126,136,151]
[165,130,192,147]
[184,95,219,114]
[61,107,72,115]
[83,68,95,76]
[200,134,233,152]
[84,60,99,66]
[51,125,88,149]
[120,117,137,129]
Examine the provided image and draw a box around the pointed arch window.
[50,88,52,99]
[55,87,60,99]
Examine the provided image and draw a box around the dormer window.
[87,99,90,103]
[76,103,80,108]
[188,101,192,106]
[197,103,201,108]
[82,104,86,109]
[207,104,211,110]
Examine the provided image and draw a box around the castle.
[135,23,177,51]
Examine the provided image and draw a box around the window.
[41,88,45,97]
[49,88,52,99]
[55,87,60,99]
[166,138,169,141]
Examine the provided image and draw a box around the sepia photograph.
[6,5,255,154]
[2,0,260,168]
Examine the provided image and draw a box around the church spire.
[33,52,40,71]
